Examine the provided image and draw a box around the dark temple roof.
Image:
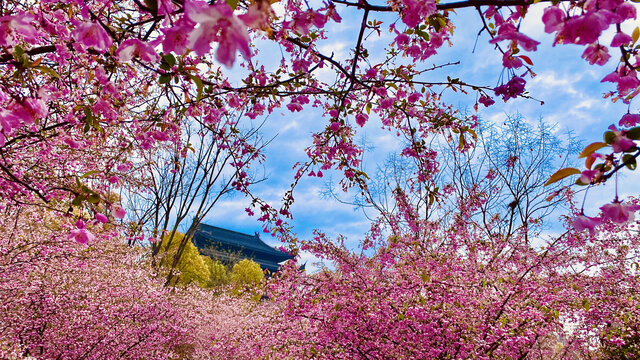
[193,224,293,272]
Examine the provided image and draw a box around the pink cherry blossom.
[395,33,410,47]
[2,0,640,358]
[585,0,624,12]
[95,213,108,223]
[611,32,633,47]
[600,201,640,223]
[400,0,437,28]
[68,219,95,244]
[502,50,523,68]
[572,214,602,235]
[63,136,81,149]
[161,22,194,55]
[614,2,637,21]
[72,22,112,52]
[0,108,22,138]
[380,97,394,109]
[68,228,95,245]
[112,205,126,219]
[355,113,368,127]
[285,11,312,34]
[489,23,540,51]
[478,95,495,107]
[557,12,609,45]
[75,218,86,229]
[325,3,342,23]
[311,11,328,29]
[186,1,251,67]
[579,169,603,184]
[117,163,132,172]
[407,92,421,103]
[581,43,610,66]
[0,99,47,142]
[541,6,565,33]
[239,2,272,30]
[608,125,636,152]
[116,39,160,62]
[601,65,640,96]
[619,113,640,127]
[0,13,38,47]
[286,102,303,112]
[494,76,526,101]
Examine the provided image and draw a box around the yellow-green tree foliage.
[203,256,229,287]
[158,232,210,287]
[230,259,264,295]
[157,234,265,292]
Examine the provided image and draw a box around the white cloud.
[530,71,580,95]
[318,41,349,61]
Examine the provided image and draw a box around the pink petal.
[619,113,640,127]
[95,213,108,223]
[611,32,633,47]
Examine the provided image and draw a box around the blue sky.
[203,3,640,268]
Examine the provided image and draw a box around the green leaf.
[604,131,616,144]
[627,126,640,140]
[458,133,465,150]
[415,29,430,41]
[144,0,158,11]
[594,163,609,172]
[14,45,24,59]
[71,195,83,207]
[188,74,204,101]
[633,26,640,44]
[579,142,607,158]
[421,271,430,283]
[582,299,590,312]
[158,74,171,85]
[163,53,176,67]
[82,106,101,132]
[80,170,100,179]
[545,167,581,186]
[623,154,637,170]
[87,194,101,204]
[34,66,61,79]
[83,107,94,129]
[225,0,239,10]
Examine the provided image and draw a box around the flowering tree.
[0,205,188,359]
[0,0,637,225]
[1,0,640,358]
